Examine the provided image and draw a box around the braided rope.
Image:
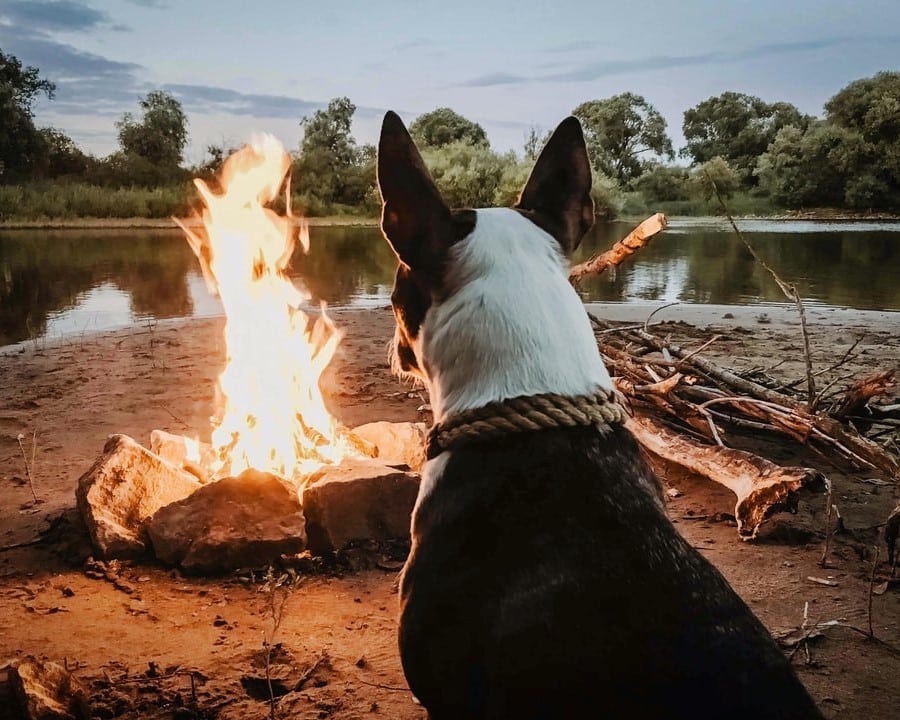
[425,388,628,459]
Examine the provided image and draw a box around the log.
[569,213,667,280]
[626,414,826,540]
[832,370,896,422]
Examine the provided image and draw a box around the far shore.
[3,209,900,231]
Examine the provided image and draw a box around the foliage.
[630,163,691,202]
[115,90,189,170]
[36,128,93,178]
[573,93,674,184]
[825,71,900,145]
[681,92,811,185]
[0,49,56,180]
[409,107,488,149]
[420,140,508,208]
[0,182,190,219]
[293,97,375,213]
[690,156,740,201]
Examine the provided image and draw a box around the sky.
[1,0,898,165]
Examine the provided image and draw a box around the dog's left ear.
[377,111,455,276]
[515,116,594,254]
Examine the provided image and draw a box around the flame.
[177,134,353,483]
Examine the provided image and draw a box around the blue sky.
[1,0,898,164]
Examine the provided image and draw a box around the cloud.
[460,35,900,87]
[124,0,167,7]
[0,0,117,32]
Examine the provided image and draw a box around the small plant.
[16,430,38,503]
[258,567,301,720]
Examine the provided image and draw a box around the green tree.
[409,108,488,149]
[681,92,811,185]
[116,90,189,169]
[572,93,674,184]
[420,140,507,208]
[294,97,374,213]
[825,71,900,145]
[631,163,691,202]
[0,49,56,180]
[37,127,91,178]
[690,156,740,202]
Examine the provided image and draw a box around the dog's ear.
[515,116,594,254]
[377,111,454,274]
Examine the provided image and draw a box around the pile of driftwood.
[570,214,899,543]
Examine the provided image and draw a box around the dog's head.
[377,112,608,417]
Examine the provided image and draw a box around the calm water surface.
[2,218,899,347]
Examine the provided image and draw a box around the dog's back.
[401,426,821,719]
[376,111,823,719]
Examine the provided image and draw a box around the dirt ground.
[0,305,898,719]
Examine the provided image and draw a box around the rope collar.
[424,388,627,460]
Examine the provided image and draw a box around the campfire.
[75,137,425,573]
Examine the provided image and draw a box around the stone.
[146,468,306,574]
[350,421,427,471]
[75,434,201,559]
[149,429,216,483]
[8,656,88,720]
[302,459,420,555]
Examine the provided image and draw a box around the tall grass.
[0,183,193,220]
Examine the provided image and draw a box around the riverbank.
[5,208,900,230]
[0,306,898,718]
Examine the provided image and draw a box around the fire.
[176,134,354,483]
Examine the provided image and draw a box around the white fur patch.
[411,451,451,524]
[418,208,613,420]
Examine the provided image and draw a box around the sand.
[0,305,898,719]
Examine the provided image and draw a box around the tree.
[681,92,811,185]
[690,156,740,202]
[825,71,900,145]
[294,97,374,212]
[116,90,188,169]
[0,49,56,180]
[632,163,691,202]
[572,93,674,184]
[409,108,488,149]
[37,127,91,178]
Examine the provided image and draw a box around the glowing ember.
[176,134,355,483]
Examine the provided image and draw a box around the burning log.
[627,415,825,539]
[75,434,201,559]
[351,421,428,471]
[569,212,667,281]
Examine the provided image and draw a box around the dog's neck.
[419,209,613,422]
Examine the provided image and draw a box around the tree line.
[2,46,898,219]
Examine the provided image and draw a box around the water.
[1,218,899,347]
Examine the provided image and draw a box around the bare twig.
[706,176,817,408]
[819,478,834,567]
[868,544,880,639]
[16,432,37,503]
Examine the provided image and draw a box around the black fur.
[400,426,824,719]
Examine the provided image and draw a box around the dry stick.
[569,212,668,280]
[819,478,834,567]
[706,176,817,408]
[868,544,880,639]
[16,433,37,503]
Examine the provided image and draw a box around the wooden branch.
[832,370,897,422]
[569,213,667,280]
[627,414,826,540]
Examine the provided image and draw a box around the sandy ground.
[0,304,899,719]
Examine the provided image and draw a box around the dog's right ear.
[377,111,454,275]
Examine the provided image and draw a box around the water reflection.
[1,220,899,346]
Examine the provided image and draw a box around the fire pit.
[75,136,425,574]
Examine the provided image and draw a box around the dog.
[376,111,823,719]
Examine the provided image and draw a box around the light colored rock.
[351,421,427,471]
[150,430,215,483]
[302,459,420,555]
[8,656,87,720]
[146,469,306,574]
[75,434,201,559]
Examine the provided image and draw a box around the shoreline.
[4,211,900,231]
[5,301,900,356]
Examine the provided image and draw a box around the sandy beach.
[1,304,898,718]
